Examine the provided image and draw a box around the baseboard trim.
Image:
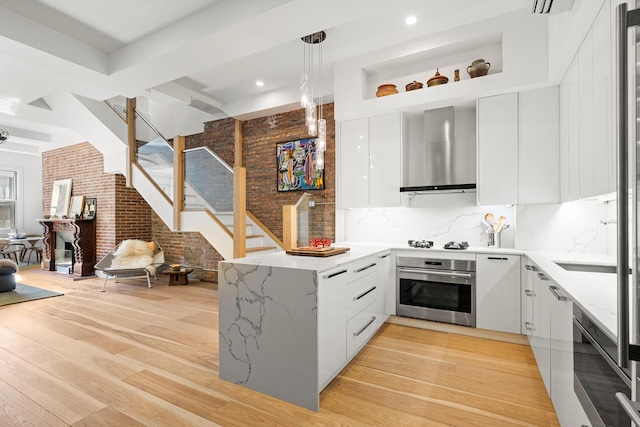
[385,315,530,346]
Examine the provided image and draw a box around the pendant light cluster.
[300,31,326,169]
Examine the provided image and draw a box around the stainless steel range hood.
[400,106,476,193]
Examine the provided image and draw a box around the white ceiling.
[0,0,531,154]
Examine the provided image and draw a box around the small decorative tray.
[286,247,350,257]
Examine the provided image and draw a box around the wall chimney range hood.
[400,106,476,194]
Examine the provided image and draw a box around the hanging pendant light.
[300,31,326,146]
[317,119,326,151]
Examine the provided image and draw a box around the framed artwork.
[82,197,97,219]
[49,178,72,217]
[69,195,85,218]
[276,138,324,192]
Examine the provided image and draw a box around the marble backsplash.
[337,192,612,254]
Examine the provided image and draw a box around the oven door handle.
[397,267,473,279]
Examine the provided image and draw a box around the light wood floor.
[0,267,559,426]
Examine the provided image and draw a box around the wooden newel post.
[283,205,297,251]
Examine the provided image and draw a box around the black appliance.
[573,305,630,427]
[396,256,475,327]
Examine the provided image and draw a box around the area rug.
[0,283,63,307]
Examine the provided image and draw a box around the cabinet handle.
[354,286,377,301]
[524,321,536,331]
[537,272,549,281]
[548,285,567,301]
[353,316,377,337]
[378,253,390,259]
[325,269,347,279]
[354,263,376,273]
[488,257,508,261]
[524,289,536,297]
[525,265,537,271]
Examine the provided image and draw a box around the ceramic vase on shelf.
[376,84,398,97]
[467,59,490,78]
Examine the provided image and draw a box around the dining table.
[0,235,44,264]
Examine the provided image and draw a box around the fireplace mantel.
[38,218,96,276]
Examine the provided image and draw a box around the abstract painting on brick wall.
[276,139,324,192]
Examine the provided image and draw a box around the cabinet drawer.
[347,272,378,320]
[347,300,378,357]
[350,257,378,281]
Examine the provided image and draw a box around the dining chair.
[23,241,43,264]
[1,243,26,264]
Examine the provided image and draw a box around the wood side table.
[163,268,194,286]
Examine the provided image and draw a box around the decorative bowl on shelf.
[467,59,491,78]
[427,69,448,87]
[376,84,398,97]
[405,80,423,91]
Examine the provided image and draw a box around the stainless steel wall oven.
[396,256,476,327]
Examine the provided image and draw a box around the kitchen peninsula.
[219,242,620,416]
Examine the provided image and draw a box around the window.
[0,170,16,230]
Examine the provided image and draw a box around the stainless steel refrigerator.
[616,1,640,424]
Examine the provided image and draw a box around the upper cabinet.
[338,113,407,209]
[477,93,519,206]
[477,86,560,206]
[560,1,615,202]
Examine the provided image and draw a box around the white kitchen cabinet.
[560,1,615,201]
[521,260,537,336]
[548,282,590,426]
[377,251,393,318]
[338,118,369,208]
[338,113,406,209]
[476,254,521,334]
[579,30,595,199]
[477,93,518,206]
[592,1,614,196]
[529,270,552,396]
[477,88,560,206]
[318,265,348,389]
[370,114,405,207]
[565,58,581,202]
[519,87,560,204]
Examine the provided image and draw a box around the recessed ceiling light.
[406,15,417,25]
[256,81,264,87]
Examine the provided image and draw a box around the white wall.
[339,193,611,254]
[0,152,42,236]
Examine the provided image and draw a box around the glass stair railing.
[183,147,233,213]
[135,110,174,201]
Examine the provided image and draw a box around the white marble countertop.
[223,242,392,273]
[525,251,619,342]
[223,243,619,341]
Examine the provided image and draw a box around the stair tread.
[246,246,277,253]
[246,235,263,239]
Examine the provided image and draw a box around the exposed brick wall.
[42,142,127,261]
[151,211,220,282]
[241,104,335,242]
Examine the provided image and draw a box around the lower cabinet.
[525,261,590,426]
[476,254,521,333]
[318,253,388,390]
[318,265,349,390]
[530,270,552,396]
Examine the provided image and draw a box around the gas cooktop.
[408,239,433,248]
[443,241,469,250]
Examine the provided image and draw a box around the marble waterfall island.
[219,262,319,410]
[218,246,388,411]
